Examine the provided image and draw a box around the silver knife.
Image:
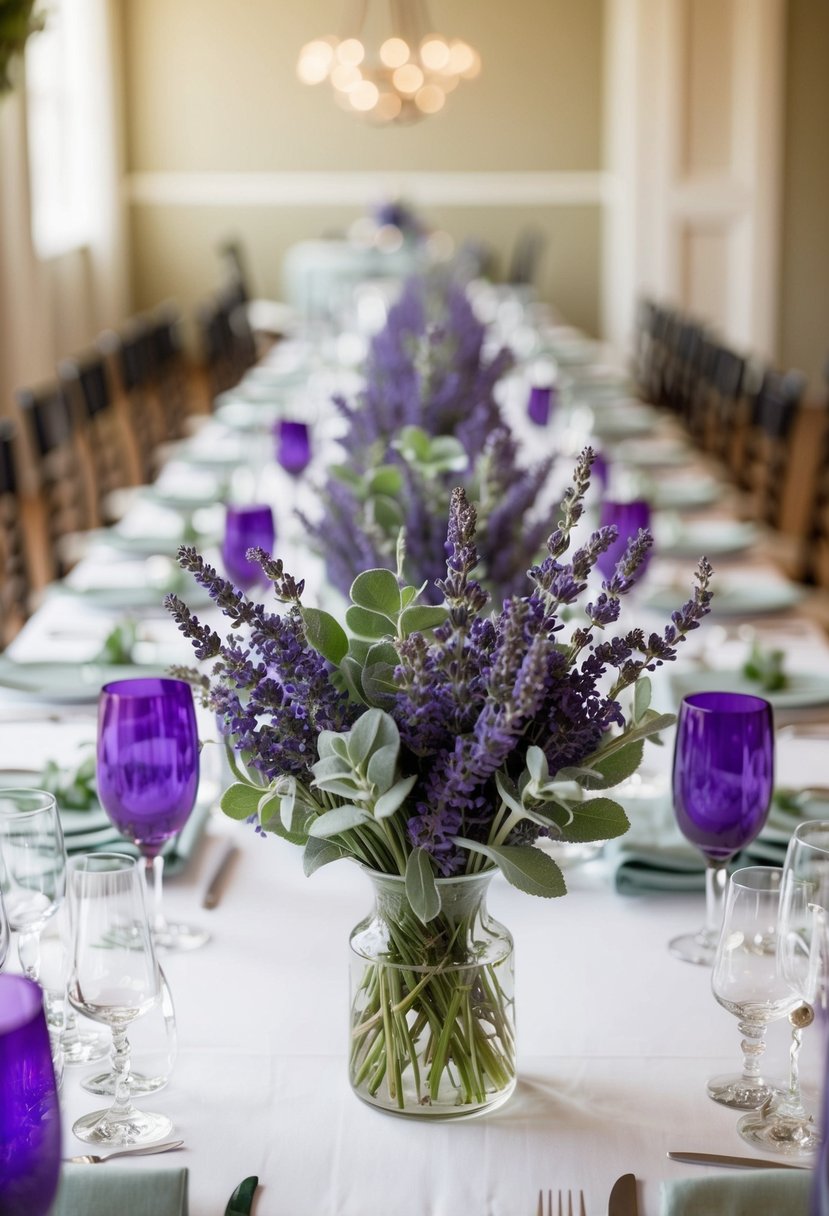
[608,1172,638,1216]
[668,1151,809,1171]
[202,842,239,909]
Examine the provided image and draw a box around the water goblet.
[708,866,795,1109]
[67,853,172,1145]
[275,419,312,474]
[0,974,61,1216]
[527,384,554,426]
[0,789,66,984]
[222,503,275,590]
[0,885,9,970]
[669,692,774,965]
[738,820,829,1156]
[97,677,208,951]
[595,498,652,582]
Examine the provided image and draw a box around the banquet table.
[2,299,828,1216]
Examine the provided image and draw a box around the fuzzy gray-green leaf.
[374,774,417,819]
[405,849,441,924]
[301,607,349,666]
[350,569,401,617]
[308,805,371,838]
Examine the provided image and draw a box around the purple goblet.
[527,384,556,427]
[0,975,61,1216]
[97,677,208,951]
[595,498,652,582]
[222,504,275,590]
[276,420,312,474]
[670,691,774,965]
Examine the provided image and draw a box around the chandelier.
[296,0,481,125]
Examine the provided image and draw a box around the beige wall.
[121,0,605,333]
[779,0,829,395]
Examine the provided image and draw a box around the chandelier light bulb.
[420,37,450,71]
[379,37,409,68]
[415,83,445,114]
[446,39,475,76]
[296,39,335,84]
[331,63,362,92]
[460,47,482,79]
[392,63,424,95]
[374,91,403,122]
[350,79,380,111]
[336,37,365,66]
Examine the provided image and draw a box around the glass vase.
[349,870,516,1119]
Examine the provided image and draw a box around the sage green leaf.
[350,569,401,617]
[303,836,346,877]
[346,605,391,640]
[495,771,524,818]
[220,782,263,821]
[347,708,385,767]
[312,778,368,800]
[308,805,371,838]
[346,638,373,665]
[400,584,418,608]
[371,494,405,532]
[555,765,602,786]
[399,604,449,636]
[634,675,652,720]
[405,848,441,924]
[339,655,366,704]
[563,797,630,843]
[396,425,431,461]
[526,745,550,786]
[366,742,399,794]
[374,774,417,819]
[301,607,349,666]
[456,840,567,898]
[368,466,403,497]
[426,435,468,471]
[316,731,350,762]
[589,740,645,789]
[361,642,400,709]
[311,754,352,781]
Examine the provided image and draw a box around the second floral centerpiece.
[167,449,712,1118]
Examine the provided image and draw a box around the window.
[26,0,94,257]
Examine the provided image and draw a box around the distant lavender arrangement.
[304,275,548,603]
[167,448,713,893]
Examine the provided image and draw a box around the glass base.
[707,1072,785,1110]
[81,1068,168,1097]
[352,1075,517,1120]
[669,928,717,966]
[64,1030,110,1067]
[737,1110,819,1157]
[72,1106,173,1147]
[152,920,210,952]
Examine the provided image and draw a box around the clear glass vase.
[349,870,516,1119]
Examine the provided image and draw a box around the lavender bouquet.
[167,450,712,1117]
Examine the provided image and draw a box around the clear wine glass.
[97,677,208,951]
[708,866,795,1109]
[67,852,172,1146]
[221,503,276,590]
[0,885,9,971]
[669,692,774,965]
[738,820,829,1156]
[0,974,61,1216]
[0,789,66,984]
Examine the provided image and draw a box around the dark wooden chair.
[801,362,829,587]
[99,321,163,483]
[59,352,134,524]
[742,367,807,530]
[16,381,90,578]
[150,306,191,438]
[507,227,547,287]
[0,420,31,645]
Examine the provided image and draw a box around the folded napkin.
[660,1168,810,1215]
[609,793,819,896]
[65,801,210,877]
[53,1167,188,1216]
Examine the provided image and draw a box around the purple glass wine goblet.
[222,504,275,591]
[97,677,208,951]
[670,691,774,965]
[0,975,61,1216]
[595,498,652,583]
[275,420,312,475]
[527,384,555,427]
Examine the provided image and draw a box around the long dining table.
[2,289,827,1215]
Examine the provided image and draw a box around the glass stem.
[737,1018,766,1083]
[145,854,165,934]
[17,926,41,982]
[774,1024,810,1120]
[703,861,728,942]
[109,1025,135,1120]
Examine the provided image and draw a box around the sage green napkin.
[609,794,819,896]
[660,1168,809,1215]
[65,801,211,876]
[52,1167,188,1216]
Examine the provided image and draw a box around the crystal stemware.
[0,789,66,984]
[67,853,172,1146]
[97,677,208,951]
[595,498,652,582]
[708,866,794,1108]
[0,974,61,1216]
[0,885,9,971]
[275,419,312,474]
[738,820,829,1156]
[221,503,276,590]
[527,384,553,426]
[669,692,774,965]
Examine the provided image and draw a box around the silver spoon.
[63,1138,184,1164]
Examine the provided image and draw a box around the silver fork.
[63,1139,184,1164]
[536,1188,587,1216]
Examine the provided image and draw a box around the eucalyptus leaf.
[350,569,401,617]
[374,774,417,819]
[346,605,392,640]
[308,805,371,838]
[405,849,441,924]
[339,655,366,704]
[303,836,347,877]
[371,494,405,533]
[399,604,449,636]
[360,642,400,709]
[367,466,403,497]
[301,607,349,666]
[455,840,567,898]
[346,638,373,665]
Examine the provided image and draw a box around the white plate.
[214,400,285,432]
[656,520,757,559]
[645,579,803,618]
[591,408,655,440]
[0,659,166,704]
[651,478,721,511]
[671,667,829,711]
[616,439,690,468]
[0,769,112,834]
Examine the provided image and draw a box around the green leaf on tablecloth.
[454,840,567,898]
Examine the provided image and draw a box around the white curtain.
[0,0,129,435]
